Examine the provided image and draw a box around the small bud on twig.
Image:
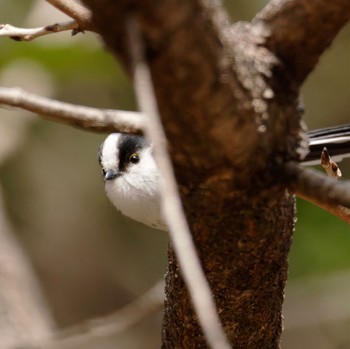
[321,147,342,178]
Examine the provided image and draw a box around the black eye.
[128,153,139,164]
[101,168,106,177]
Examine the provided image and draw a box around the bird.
[98,133,167,231]
[98,124,350,230]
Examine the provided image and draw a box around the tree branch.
[253,0,350,85]
[0,0,95,42]
[127,18,231,349]
[0,21,80,41]
[297,191,350,225]
[286,162,350,224]
[46,0,95,31]
[0,87,145,134]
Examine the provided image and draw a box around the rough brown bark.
[81,0,350,347]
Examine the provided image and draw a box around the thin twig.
[286,162,350,224]
[296,191,350,224]
[127,18,231,349]
[19,280,163,348]
[46,0,95,31]
[286,162,350,208]
[0,0,95,42]
[44,280,164,347]
[0,21,80,41]
[0,87,145,134]
[61,280,164,338]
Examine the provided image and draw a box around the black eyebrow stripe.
[118,135,146,172]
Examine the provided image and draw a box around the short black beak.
[104,170,120,181]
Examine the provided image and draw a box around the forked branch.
[46,0,94,31]
[0,0,95,42]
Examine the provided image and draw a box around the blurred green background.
[0,1,349,348]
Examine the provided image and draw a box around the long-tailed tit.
[98,133,167,230]
[98,125,350,229]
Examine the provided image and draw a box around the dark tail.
[303,124,350,165]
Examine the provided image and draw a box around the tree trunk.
[82,0,350,347]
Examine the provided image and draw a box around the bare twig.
[286,162,350,224]
[0,0,95,42]
[17,280,163,348]
[0,87,145,134]
[37,280,164,348]
[286,162,350,208]
[127,18,231,349]
[0,21,80,41]
[61,280,163,338]
[46,0,95,31]
[297,191,350,224]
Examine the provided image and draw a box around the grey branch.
[46,0,95,31]
[0,21,80,41]
[127,19,231,349]
[286,162,350,224]
[0,87,145,134]
[39,280,164,348]
[0,0,95,43]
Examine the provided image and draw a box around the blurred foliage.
[0,0,35,23]
[0,38,135,108]
[292,199,350,277]
[0,1,349,348]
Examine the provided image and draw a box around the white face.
[99,133,166,231]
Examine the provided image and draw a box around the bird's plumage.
[99,124,350,230]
